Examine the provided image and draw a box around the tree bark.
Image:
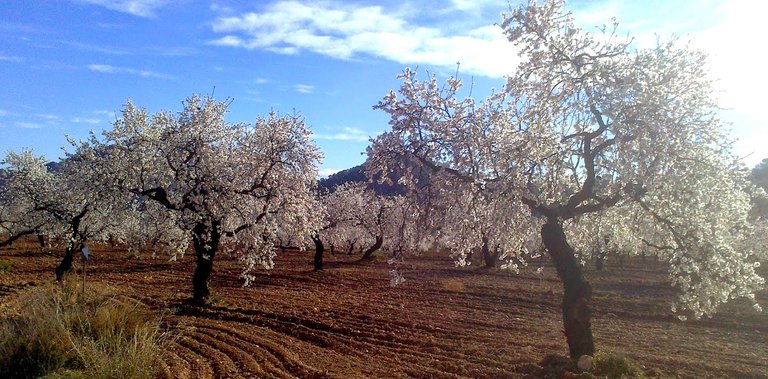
[55,209,88,282]
[361,235,383,260]
[191,221,221,304]
[346,242,355,255]
[55,246,75,282]
[312,234,324,271]
[481,237,497,268]
[541,220,595,359]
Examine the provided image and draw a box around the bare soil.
[1,241,766,378]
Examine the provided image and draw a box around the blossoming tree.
[1,149,125,279]
[368,0,765,358]
[94,95,322,303]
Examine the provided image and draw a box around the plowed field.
[1,242,766,378]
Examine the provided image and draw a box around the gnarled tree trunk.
[191,220,221,303]
[55,211,88,281]
[361,235,383,260]
[541,220,595,359]
[55,246,75,281]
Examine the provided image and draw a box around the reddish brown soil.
[1,241,767,378]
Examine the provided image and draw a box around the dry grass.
[0,282,168,379]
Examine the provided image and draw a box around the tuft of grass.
[535,352,647,379]
[0,282,167,379]
[0,260,11,274]
[591,351,646,379]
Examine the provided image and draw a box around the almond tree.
[95,95,322,303]
[313,183,390,270]
[0,155,46,247]
[1,149,123,279]
[368,0,765,358]
[331,183,393,260]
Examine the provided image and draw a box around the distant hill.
[318,161,406,196]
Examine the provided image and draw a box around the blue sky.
[1,0,765,176]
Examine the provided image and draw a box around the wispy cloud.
[86,64,172,79]
[293,84,314,94]
[315,127,370,142]
[209,1,519,78]
[449,0,504,13]
[77,0,170,18]
[0,109,8,117]
[57,40,196,57]
[17,122,42,129]
[71,117,101,125]
[0,54,23,62]
[92,110,116,117]
[36,114,61,123]
[61,40,133,55]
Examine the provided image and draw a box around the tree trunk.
[361,235,383,260]
[191,221,221,304]
[55,246,75,281]
[541,220,595,359]
[312,234,324,271]
[346,242,355,255]
[37,234,46,248]
[594,252,605,271]
[481,237,496,268]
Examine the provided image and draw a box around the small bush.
[533,352,646,379]
[591,351,645,379]
[0,261,11,274]
[0,283,167,378]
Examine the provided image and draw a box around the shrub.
[0,261,11,274]
[591,351,646,379]
[0,283,167,378]
[534,352,647,379]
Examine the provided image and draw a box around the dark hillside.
[318,162,406,196]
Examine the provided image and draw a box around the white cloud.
[0,109,7,117]
[71,117,101,125]
[293,84,314,94]
[77,0,170,17]
[315,127,370,142]
[318,168,342,177]
[17,122,42,129]
[87,64,172,79]
[92,110,116,117]
[449,0,503,13]
[36,114,61,121]
[210,1,519,78]
[61,40,133,55]
[0,54,23,63]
